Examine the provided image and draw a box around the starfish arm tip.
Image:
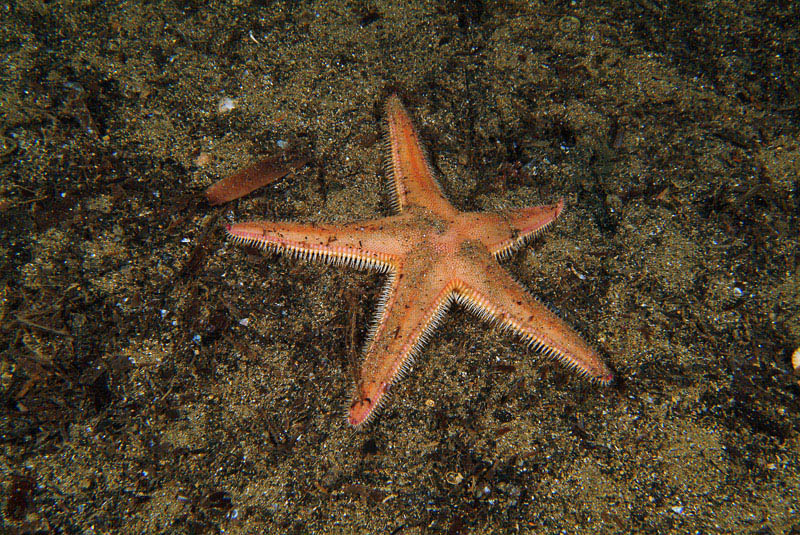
[347,399,373,428]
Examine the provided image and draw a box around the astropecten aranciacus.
[226,94,613,427]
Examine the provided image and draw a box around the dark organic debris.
[201,490,233,511]
[6,474,35,521]
[342,483,386,504]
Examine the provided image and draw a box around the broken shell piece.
[194,151,212,167]
[792,347,800,376]
[205,153,307,205]
[217,97,237,113]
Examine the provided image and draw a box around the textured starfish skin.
[226,95,613,427]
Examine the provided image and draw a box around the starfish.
[226,94,613,427]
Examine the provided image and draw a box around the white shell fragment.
[217,96,237,113]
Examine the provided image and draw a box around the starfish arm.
[478,200,564,260]
[348,259,455,427]
[384,95,457,217]
[226,219,405,272]
[455,257,613,383]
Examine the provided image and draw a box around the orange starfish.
[227,95,613,427]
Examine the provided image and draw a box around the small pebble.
[792,347,800,376]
